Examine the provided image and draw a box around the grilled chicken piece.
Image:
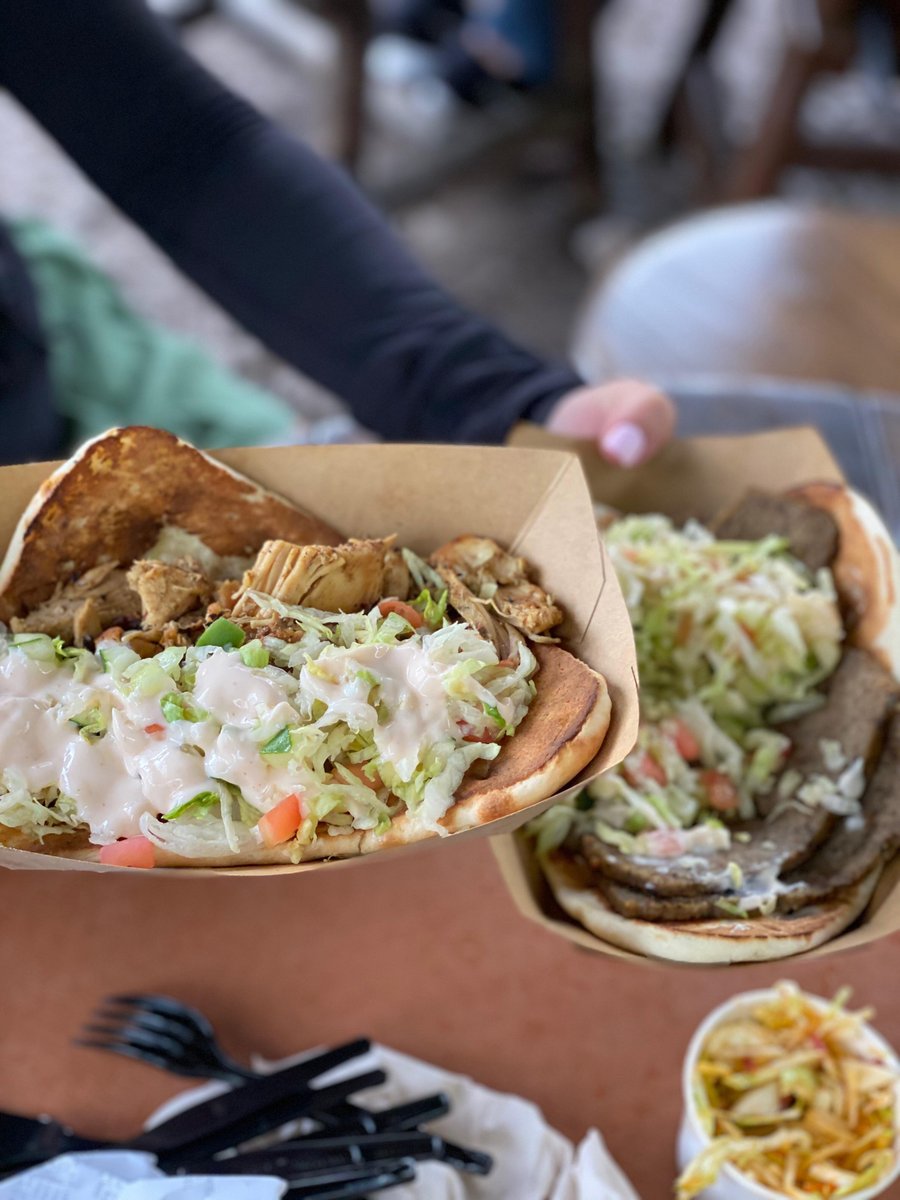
[10,562,140,645]
[127,559,214,630]
[231,537,406,617]
[430,535,562,637]
[433,565,523,660]
[383,548,411,600]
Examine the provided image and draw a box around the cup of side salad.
[677,983,900,1200]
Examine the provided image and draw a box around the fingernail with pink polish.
[601,422,647,467]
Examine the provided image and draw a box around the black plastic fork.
[79,994,491,1174]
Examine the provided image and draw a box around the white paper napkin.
[0,1150,285,1199]
[0,1045,639,1199]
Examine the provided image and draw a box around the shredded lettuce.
[0,578,539,854]
[68,706,107,740]
[165,790,221,821]
[160,692,207,723]
[531,512,845,862]
[260,726,294,756]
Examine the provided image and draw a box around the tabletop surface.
[4,836,900,1198]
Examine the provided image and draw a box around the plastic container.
[677,988,900,1200]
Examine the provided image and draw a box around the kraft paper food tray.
[492,424,900,965]
[0,441,639,876]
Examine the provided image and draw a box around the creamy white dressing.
[0,696,148,840]
[0,653,73,703]
[0,642,459,841]
[301,642,457,781]
[193,653,296,726]
[0,617,528,851]
[0,651,203,841]
[205,725,301,809]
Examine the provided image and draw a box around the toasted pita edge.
[535,481,900,962]
[146,645,611,867]
[542,853,881,965]
[0,426,342,622]
[788,483,900,679]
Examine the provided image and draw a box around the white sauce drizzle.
[0,638,470,844]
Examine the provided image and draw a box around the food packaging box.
[492,424,900,964]
[0,441,638,876]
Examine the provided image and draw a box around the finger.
[596,380,676,464]
[546,380,676,467]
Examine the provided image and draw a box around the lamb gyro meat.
[580,647,899,910]
[777,712,900,913]
[712,490,839,572]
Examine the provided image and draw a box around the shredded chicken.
[432,565,523,659]
[430,535,562,637]
[126,559,214,630]
[231,537,408,617]
[10,562,140,645]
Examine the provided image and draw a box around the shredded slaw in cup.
[677,984,900,1200]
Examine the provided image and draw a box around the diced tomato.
[342,763,382,791]
[456,720,496,744]
[378,599,423,628]
[663,717,701,763]
[624,752,667,787]
[258,793,307,848]
[99,837,155,869]
[700,769,740,813]
[144,723,165,735]
[642,828,685,858]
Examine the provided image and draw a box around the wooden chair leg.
[723,41,824,200]
[330,0,371,172]
[656,0,737,153]
[554,0,606,202]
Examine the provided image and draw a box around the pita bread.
[0,427,342,623]
[0,429,613,869]
[542,482,900,963]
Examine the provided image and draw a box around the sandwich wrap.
[0,427,634,871]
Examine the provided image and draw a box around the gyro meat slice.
[126,559,215,630]
[777,712,900,913]
[580,648,899,900]
[430,534,563,637]
[231,536,406,618]
[712,490,839,573]
[9,561,140,645]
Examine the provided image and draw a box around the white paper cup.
[677,988,900,1200]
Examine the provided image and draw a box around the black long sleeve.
[0,0,582,443]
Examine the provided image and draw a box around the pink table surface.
[2,837,899,1198]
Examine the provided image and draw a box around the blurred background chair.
[572,201,900,393]
[655,0,900,202]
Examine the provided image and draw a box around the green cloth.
[10,217,297,449]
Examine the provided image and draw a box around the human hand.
[545,380,676,467]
